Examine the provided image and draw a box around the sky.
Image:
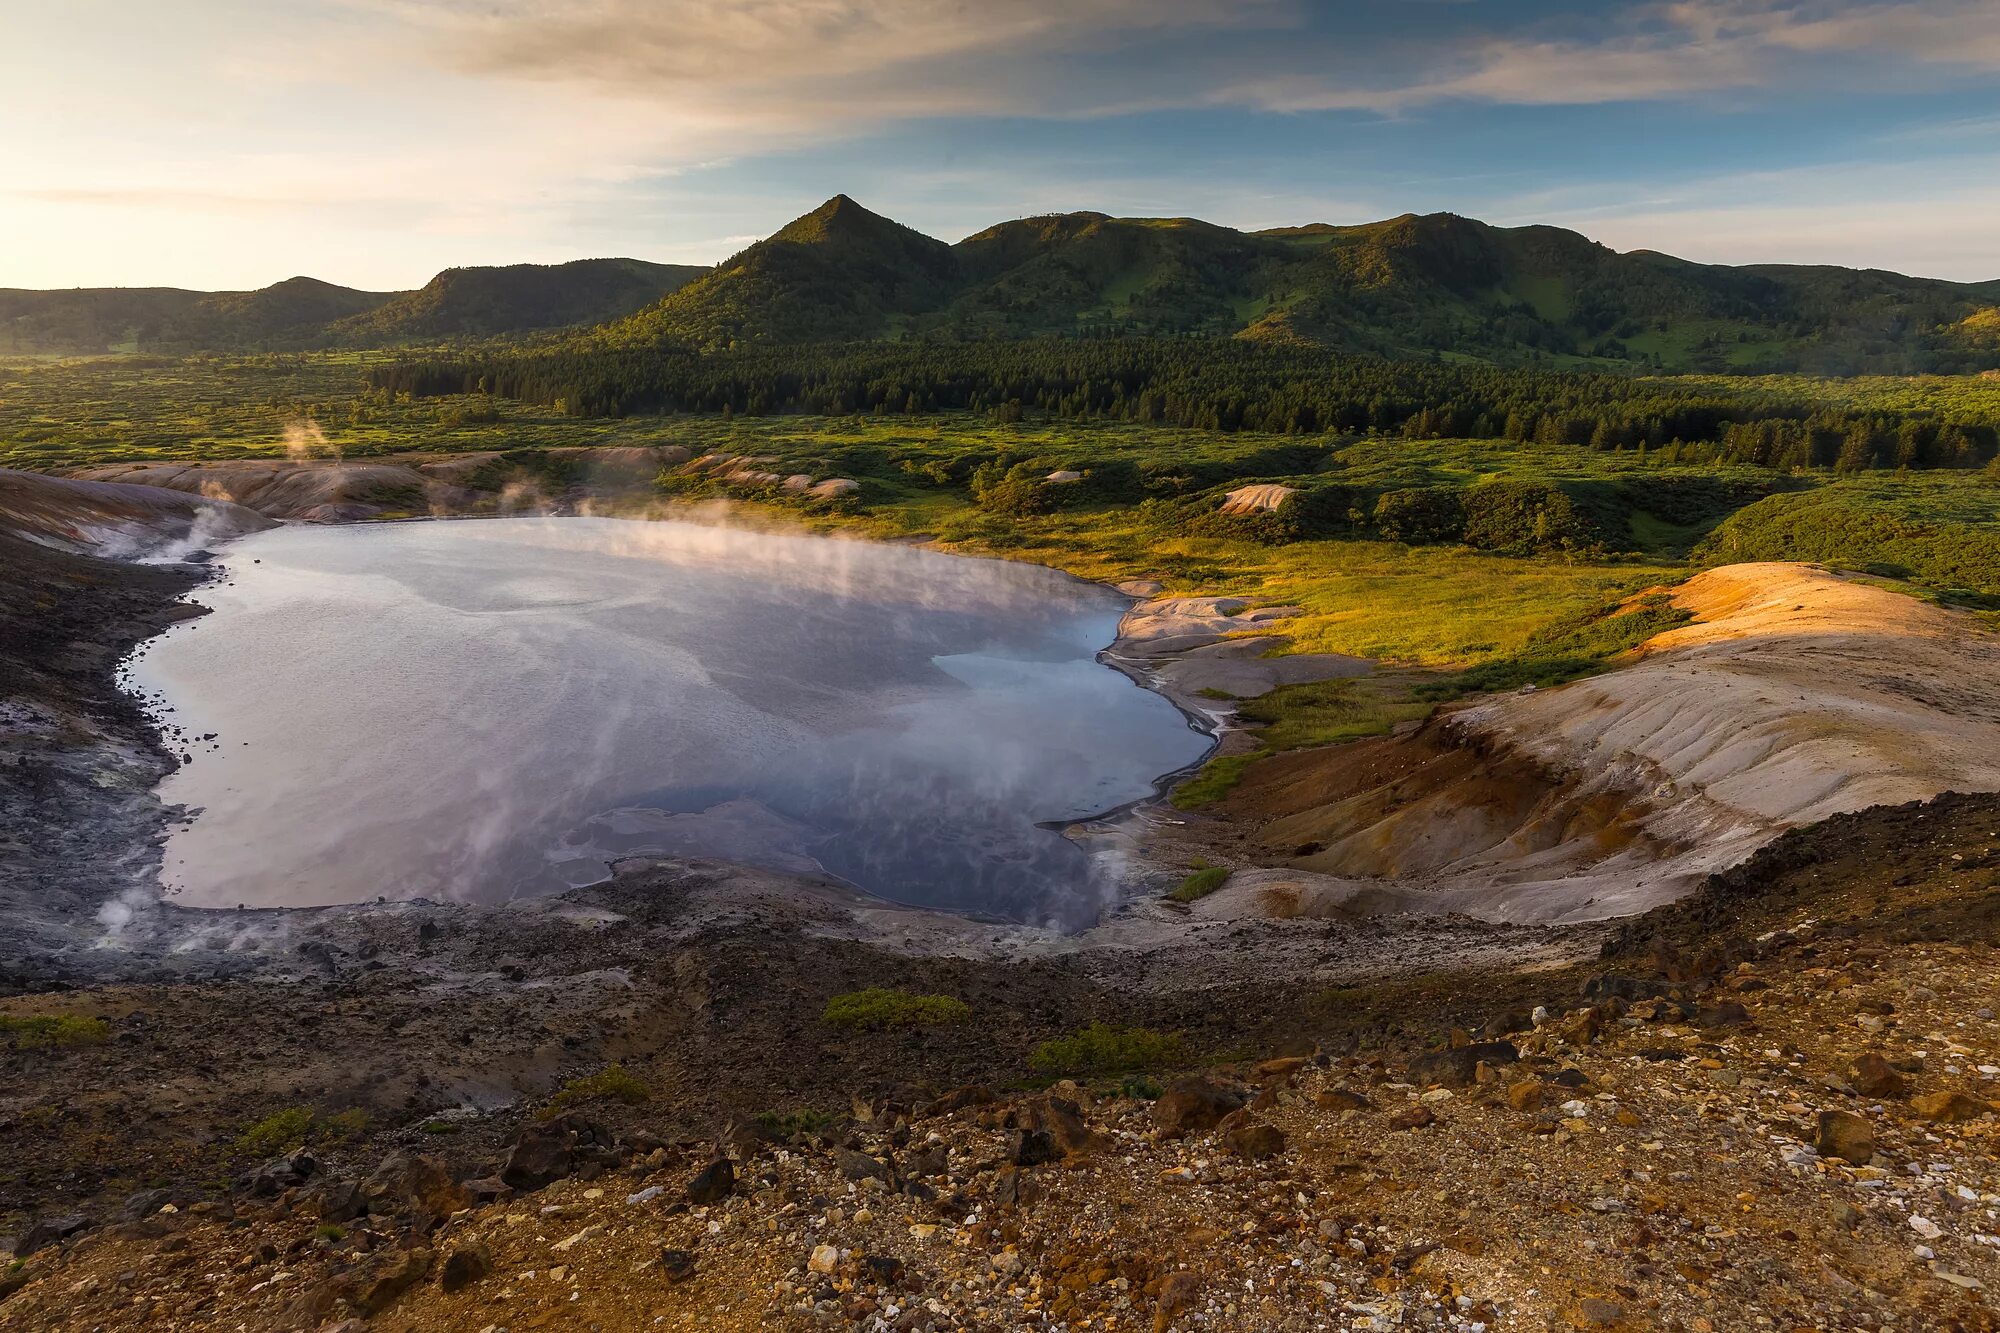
[3,0,1998,291]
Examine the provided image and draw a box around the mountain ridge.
[0,258,707,354]
[603,197,1999,374]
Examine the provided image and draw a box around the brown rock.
[1152,1270,1200,1333]
[1218,1112,1287,1160]
[1911,1090,1987,1123]
[439,1244,491,1294]
[363,1154,470,1230]
[1387,1105,1436,1131]
[348,1247,433,1316]
[1505,1081,1545,1113]
[686,1157,735,1204]
[1815,1109,1874,1165]
[1407,1041,1518,1090]
[1576,1296,1625,1327]
[1316,1088,1371,1112]
[1016,1095,1106,1156]
[1848,1053,1908,1098]
[1152,1077,1247,1136]
[1254,1056,1308,1084]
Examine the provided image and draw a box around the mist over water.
[130,518,1209,928]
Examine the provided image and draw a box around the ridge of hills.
[0,258,707,354]
[5,195,1994,372]
[606,195,2000,374]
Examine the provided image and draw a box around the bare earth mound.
[1220,563,2000,924]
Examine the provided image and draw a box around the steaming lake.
[129,517,1210,926]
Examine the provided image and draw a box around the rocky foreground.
[5,795,2000,1331]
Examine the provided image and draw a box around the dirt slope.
[1222,563,2000,923]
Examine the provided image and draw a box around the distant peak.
[773,194,943,252]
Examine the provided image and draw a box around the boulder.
[241,1151,319,1198]
[1815,1109,1875,1165]
[439,1244,492,1294]
[363,1153,470,1230]
[809,479,860,499]
[834,1148,893,1183]
[1848,1053,1908,1098]
[1008,1129,1059,1167]
[1013,1095,1105,1156]
[687,1157,735,1205]
[500,1112,611,1192]
[1912,1091,1987,1123]
[1408,1041,1519,1089]
[1152,1077,1247,1136]
[1387,1105,1436,1131]
[1218,1112,1287,1160]
[347,1247,433,1316]
[13,1213,91,1258]
[1316,1088,1371,1112]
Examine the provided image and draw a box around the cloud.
[1218,0,2000,113]
[376,0,2000,127]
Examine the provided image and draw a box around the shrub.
[1169,866,1231,902]
[1373,486,1467,544]
[0,1014,110,1049]
[236,1106,314,1159]
[1030,1023,1185,1077]
[544,1064,651,1118]
[970,460,1060,516]
[1462,479,1624,555]
[821,988,972,1030]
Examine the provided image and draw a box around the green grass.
[1414,591,1694,701]
[1171,754,1259,810]
[1168,866,1231,902]
[543,1064,650,1117]
[0,1013,110,1049]
[1030,1024,1186,1077]
[1698,473,2000,603]
[1232,677,1434,749]
[235,1106,314,1159]
[821,987,972,1030]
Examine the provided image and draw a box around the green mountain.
[328,259,705,344]
[601,198,2000,374]
[0,259,707,354]
[611,196,958,348]
[0,278,393,354]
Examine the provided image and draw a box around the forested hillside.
[0,260,707,354]
[377,335,2000,472]
[599,197,2000,374]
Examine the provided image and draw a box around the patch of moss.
[1030,1023,1185,1077]
[1169,866,1231,902]
[0,1013,110,1049]
[543,1063,650,1118]
[821,988,972,1031]
[235,1106,314,1159]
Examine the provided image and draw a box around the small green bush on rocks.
[821,988,972,1031]
[1030,1024,1185,1077]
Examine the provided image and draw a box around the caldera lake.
[127,517,1212,928]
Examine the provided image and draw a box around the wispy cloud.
[382,0,2000,125]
